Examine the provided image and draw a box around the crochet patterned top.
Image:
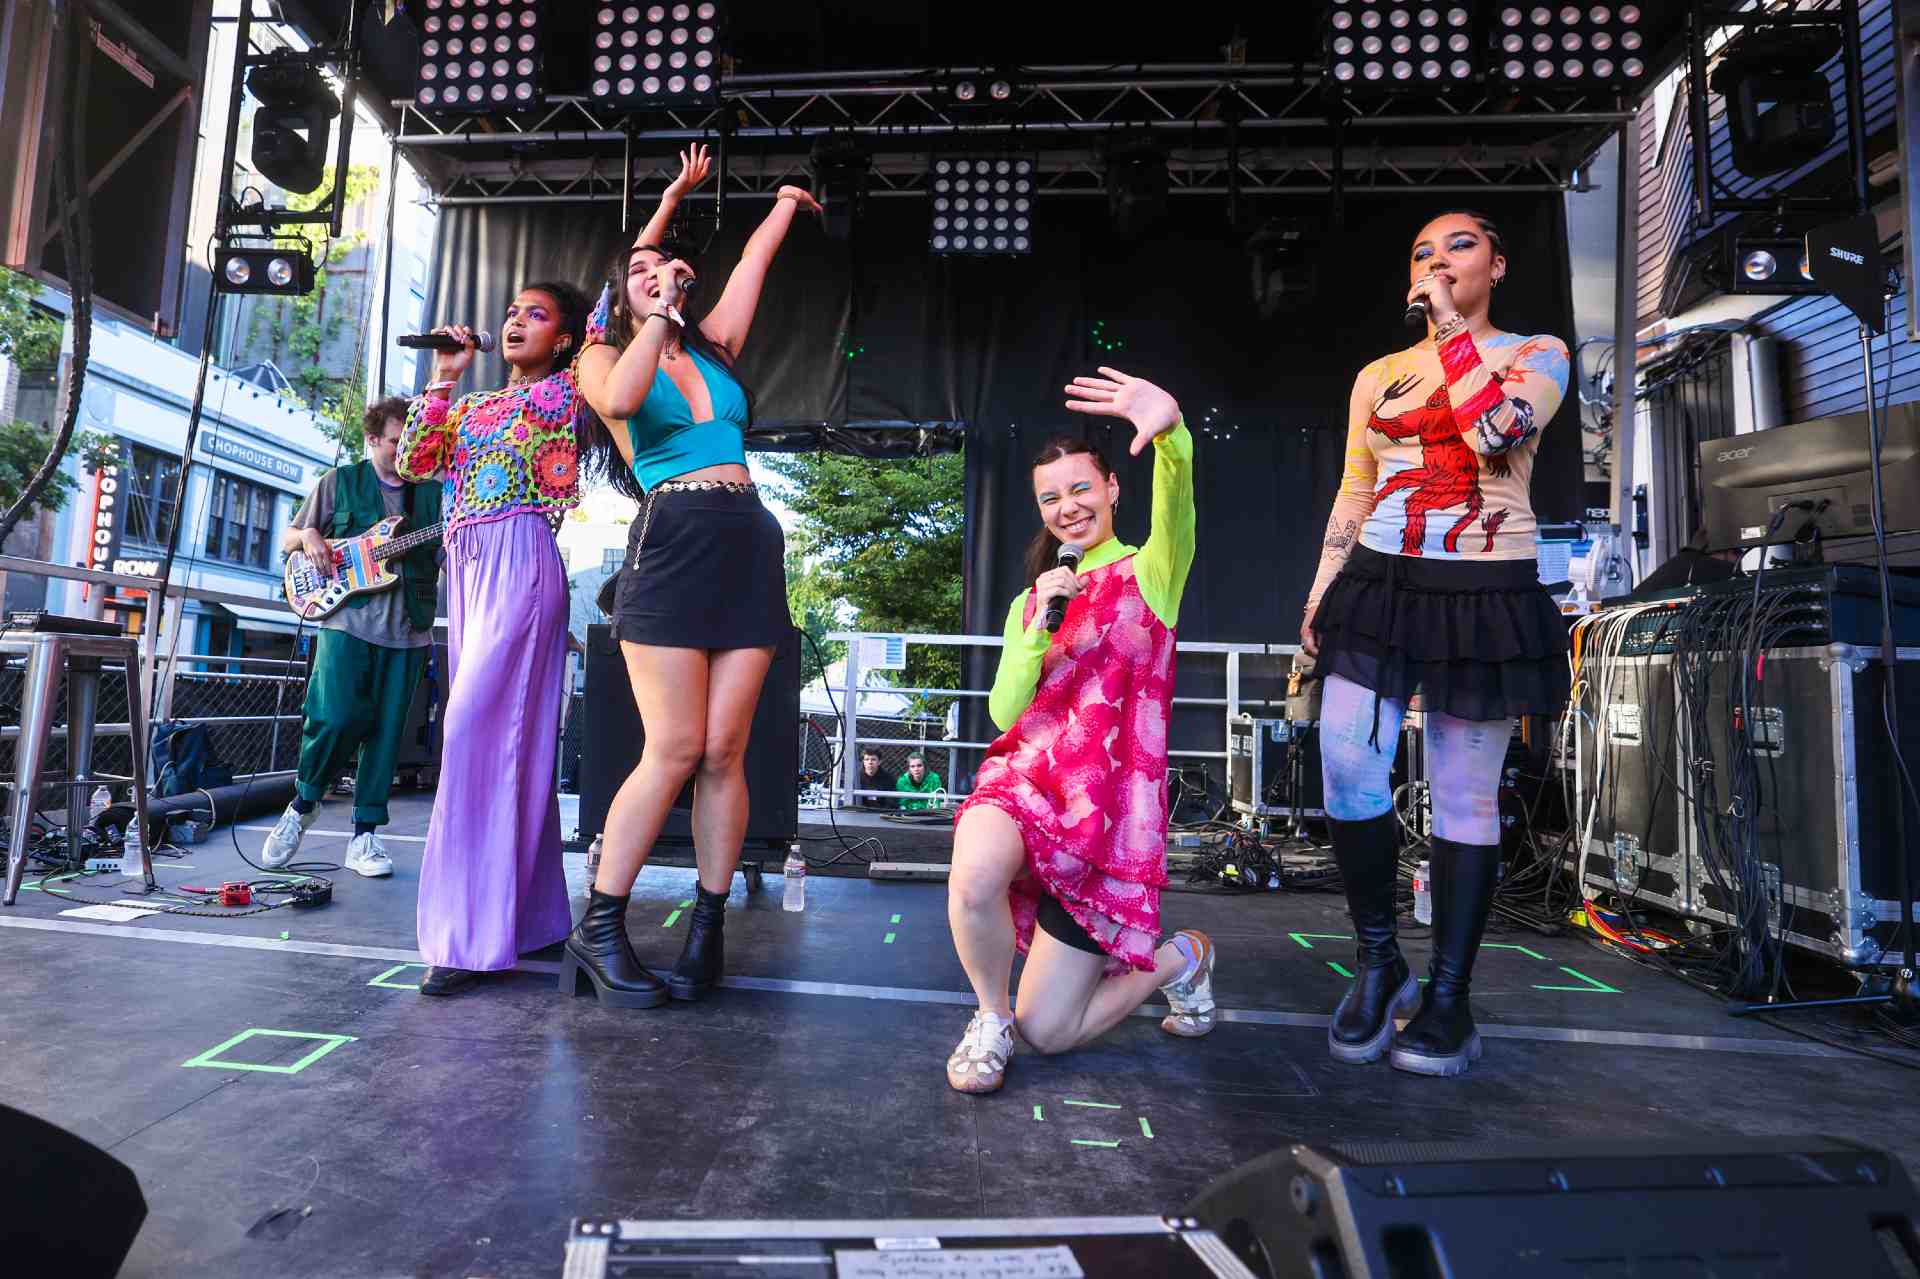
[957,422,1196,976]
[397,368,582,533]
[1306,327,1569,613]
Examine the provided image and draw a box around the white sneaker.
[344,832,393,878]
[259,803,317,869]
[946,1012,1015,1094]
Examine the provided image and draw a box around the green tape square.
[182,1028,357,1074]
[368,963,429,990]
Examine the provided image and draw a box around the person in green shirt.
[895,753,944,810]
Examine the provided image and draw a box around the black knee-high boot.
[560,888,669,1008]
[669,883,728,1001]
[1391,836,1499,1077]
[1326,811,1420,1064]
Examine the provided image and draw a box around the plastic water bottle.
[88,785,111,824]
[782,842,806,913]
[122,813,143,877]
[586,835,603,877]
[1412,859,1432,926]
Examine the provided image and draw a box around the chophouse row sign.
[202,433,304,483]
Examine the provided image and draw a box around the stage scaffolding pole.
[1609,109,1640,546]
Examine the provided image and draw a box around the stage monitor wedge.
[0,0,213,334]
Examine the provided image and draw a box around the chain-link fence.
[163,654,309,778]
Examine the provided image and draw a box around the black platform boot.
[669,884,728,1001]
[1326,812,1421,1064]
[1391,837,1499,1077]
[560,889,669,1008]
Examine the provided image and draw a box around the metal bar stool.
[3,630,154,905]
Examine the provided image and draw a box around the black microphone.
[397,330,495,353]
[1044,542,1083,634]
[1403,298,1429,330]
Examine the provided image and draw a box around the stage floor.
[5,794,1919,1277]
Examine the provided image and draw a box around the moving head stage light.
[248,53,339,194]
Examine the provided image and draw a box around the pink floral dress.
[959,424,1196,975]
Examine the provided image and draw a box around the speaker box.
[577,624,799,852]
[0,1103,147,1277]
[1189,1137,1920,1278]
[393,641,447,780]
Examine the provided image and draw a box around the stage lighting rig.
[929,155,1034,256]
[212,240,316,297]
[1492,4,1649,87]
[412,0,545,113]
[1728,232,1818,297]
[1248,218,1320,317]
[248,53,339,194]
[1106,141,1168,240]
[938,68,1022,112]
[809,135,871,243]
[1710,23,1842,178]
[1325,2,1479,92]
[586,3,723,111]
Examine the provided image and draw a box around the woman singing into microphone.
[565,150,821,1008]
[1303,211,1569,1076]
[943,368,1209,1096]
[400,280,592,996]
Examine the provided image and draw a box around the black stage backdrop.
[423,194,1577,773]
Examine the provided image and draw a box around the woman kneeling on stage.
[568,146,820,1008]
[945,367,1210,1095]
[1303,210,1570,1076]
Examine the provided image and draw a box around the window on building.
[124,445,182,548]
[602,547,622,573]
[205,471,275,569]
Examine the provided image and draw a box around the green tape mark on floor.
[1535,965,1622,994]
[368,962,428,990]
[181,1028,357,1074]
[1138,1117,1154,1140]
[1289,932,1352,950]
[883,932,896,944]
[1062,1098,1121,1110]
[1071,1139,1122,1148]
[1326,960,1354,979]
[1484,942,1550,962]
[662,898,694,928]
[890,914,902,924]
[1032,1105,1044,1122]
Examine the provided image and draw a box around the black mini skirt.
[1312,543,1571,721]
[608,486,791,650]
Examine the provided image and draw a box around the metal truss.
[394,64,1629,206]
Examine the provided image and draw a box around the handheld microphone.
[1044,542,1084,634]
[397,330,495,353]
[1403,298,1429,330]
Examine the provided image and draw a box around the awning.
[220,602,300,635]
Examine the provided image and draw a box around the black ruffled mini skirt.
[1311,543,1571,721]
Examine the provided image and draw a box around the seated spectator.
[855,748,893,809]
[896,752,945,811]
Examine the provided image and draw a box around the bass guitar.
[283,515,444,621]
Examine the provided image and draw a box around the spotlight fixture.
[1247,218,1321,317]
[1728,232,1818,296]
[1710,24,1842,178]
[809,135,871,243]
[412,0,546,113]
[213,241,316,296]
[247,54,339,194]
[929,154,1034,256]
[1492,4,1648,86]
[586,2,723,110]
[939,67,1021,111]
[1325,2,1479,92]
[1106,142,1167,240]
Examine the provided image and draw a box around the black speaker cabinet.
[0,1103,148,1277]
[1189,1137,1920,1279]
[393,641,447,782]
[578,624,799,851]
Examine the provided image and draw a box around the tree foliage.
[0,266,113,518]
[0,267,61,371]
[762,451,965,713]
[786,549,845,689]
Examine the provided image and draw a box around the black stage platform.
[4,794,1919,1277]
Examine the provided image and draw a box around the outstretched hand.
[1064,367,1182,456]
[667,144,712,197]
[776,186,825,215]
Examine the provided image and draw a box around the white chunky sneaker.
[259,803,317,869]
[946,1012,1015,1094]
[1159,929,1218,1038]
[343,832,393,878]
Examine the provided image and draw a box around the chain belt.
[628,479,759,571]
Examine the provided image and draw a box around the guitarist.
[260,397,442,878]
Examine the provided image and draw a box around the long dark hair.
[1022,434,1115,587]
[519,279,590,371]
[578,239,756,503]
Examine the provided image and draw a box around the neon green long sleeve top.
[986,421,1196,732]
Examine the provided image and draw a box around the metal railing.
[820,631,1303,810]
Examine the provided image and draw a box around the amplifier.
[1693,563,1920,646]
[562,1217,1256,1278]
[1229,716,1322,819]
[1188,1136,1920,1279]
[577,624,799,853]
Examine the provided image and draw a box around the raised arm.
[1305,361,1385,625]
[698,186,822,360]
[1435,324,1569,457]
[397,324,481,481]
[634,144,710,254]
[574,258,696,426]
[1132,422,1196,629]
